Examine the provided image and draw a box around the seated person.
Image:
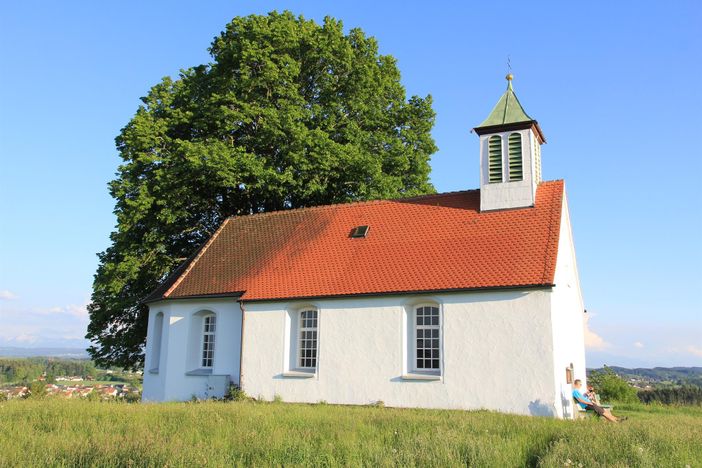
[572,379,626,423]
[585,384,600,405]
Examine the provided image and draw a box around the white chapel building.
[142,76,587,418]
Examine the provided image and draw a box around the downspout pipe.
[238,299,246,388]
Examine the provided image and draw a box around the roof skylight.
[350,225,369,238]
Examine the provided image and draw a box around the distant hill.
[588,366,702,388]
[0,347,90,359]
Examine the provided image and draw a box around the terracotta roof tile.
[147,181,564,302]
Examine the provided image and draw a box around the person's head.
[587,385,594,391]
[573,379,582,388]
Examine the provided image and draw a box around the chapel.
[142,76,587,418]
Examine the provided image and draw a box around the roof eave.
[473,120,546,144]
[143,292,244,305]
[239,283,555,304]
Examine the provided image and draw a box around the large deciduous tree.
[87,11,438,369]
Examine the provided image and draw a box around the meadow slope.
[0,400,700,467]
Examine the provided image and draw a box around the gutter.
[142,292,244,305]
[240,283,555,304]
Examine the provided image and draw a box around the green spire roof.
[477,75,534,128]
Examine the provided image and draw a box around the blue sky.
[1,1,700,367]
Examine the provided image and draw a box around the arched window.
[298,309,318,369]
[488,135,503,183]
[508,133,523,181]
[150,312,164,373]
[414,305,441,372]
[201,313,216,368]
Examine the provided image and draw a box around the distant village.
[625,377,654,391]
[2,378,141,400]
[587,366,702,391]
[0,359,142,401]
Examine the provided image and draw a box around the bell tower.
[474,74,546,211]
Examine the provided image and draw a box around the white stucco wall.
[240,289,559,416]
[549,193,587,419]
[142,298,242,401]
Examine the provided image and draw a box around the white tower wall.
[479,127,542,211]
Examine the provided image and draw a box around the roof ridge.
[223,183,564,222]
[397,188,479,201]
[163,217,232,298]
[224,189,481,222]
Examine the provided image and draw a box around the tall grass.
[0,399,700,467]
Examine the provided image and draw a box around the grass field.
[0,400,700,467]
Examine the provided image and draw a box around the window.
[283,307,320,376]
[150,312,164,372]
[201,314,216,368]
[298,310,318,369]
[415,305,440,371]
[488,135,503,183]
[186,310,218,374]
[508,133,523,181]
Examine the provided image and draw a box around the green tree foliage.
[28,381,47,399]
[123,391,142,403]
[84,389,101,402]
[87,11,438,369]
[638,385,702,406]
[588,366,639,403]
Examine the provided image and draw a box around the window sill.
[282,370,316,378]
[185,368,213,376]
[148,368,159,375]
[401,373,441,381]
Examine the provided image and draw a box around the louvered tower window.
[508,133,523,181]
[488,135,503,183]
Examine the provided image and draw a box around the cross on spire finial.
[506,56,513,84]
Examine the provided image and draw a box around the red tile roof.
[146,180,564,302]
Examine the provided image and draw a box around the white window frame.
[402,302,442,380]
[201,314,216,369]
[412,304,441,374]
[297,309,318,370]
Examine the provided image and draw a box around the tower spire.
[475,74,537,132]
[473,76,545,211]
